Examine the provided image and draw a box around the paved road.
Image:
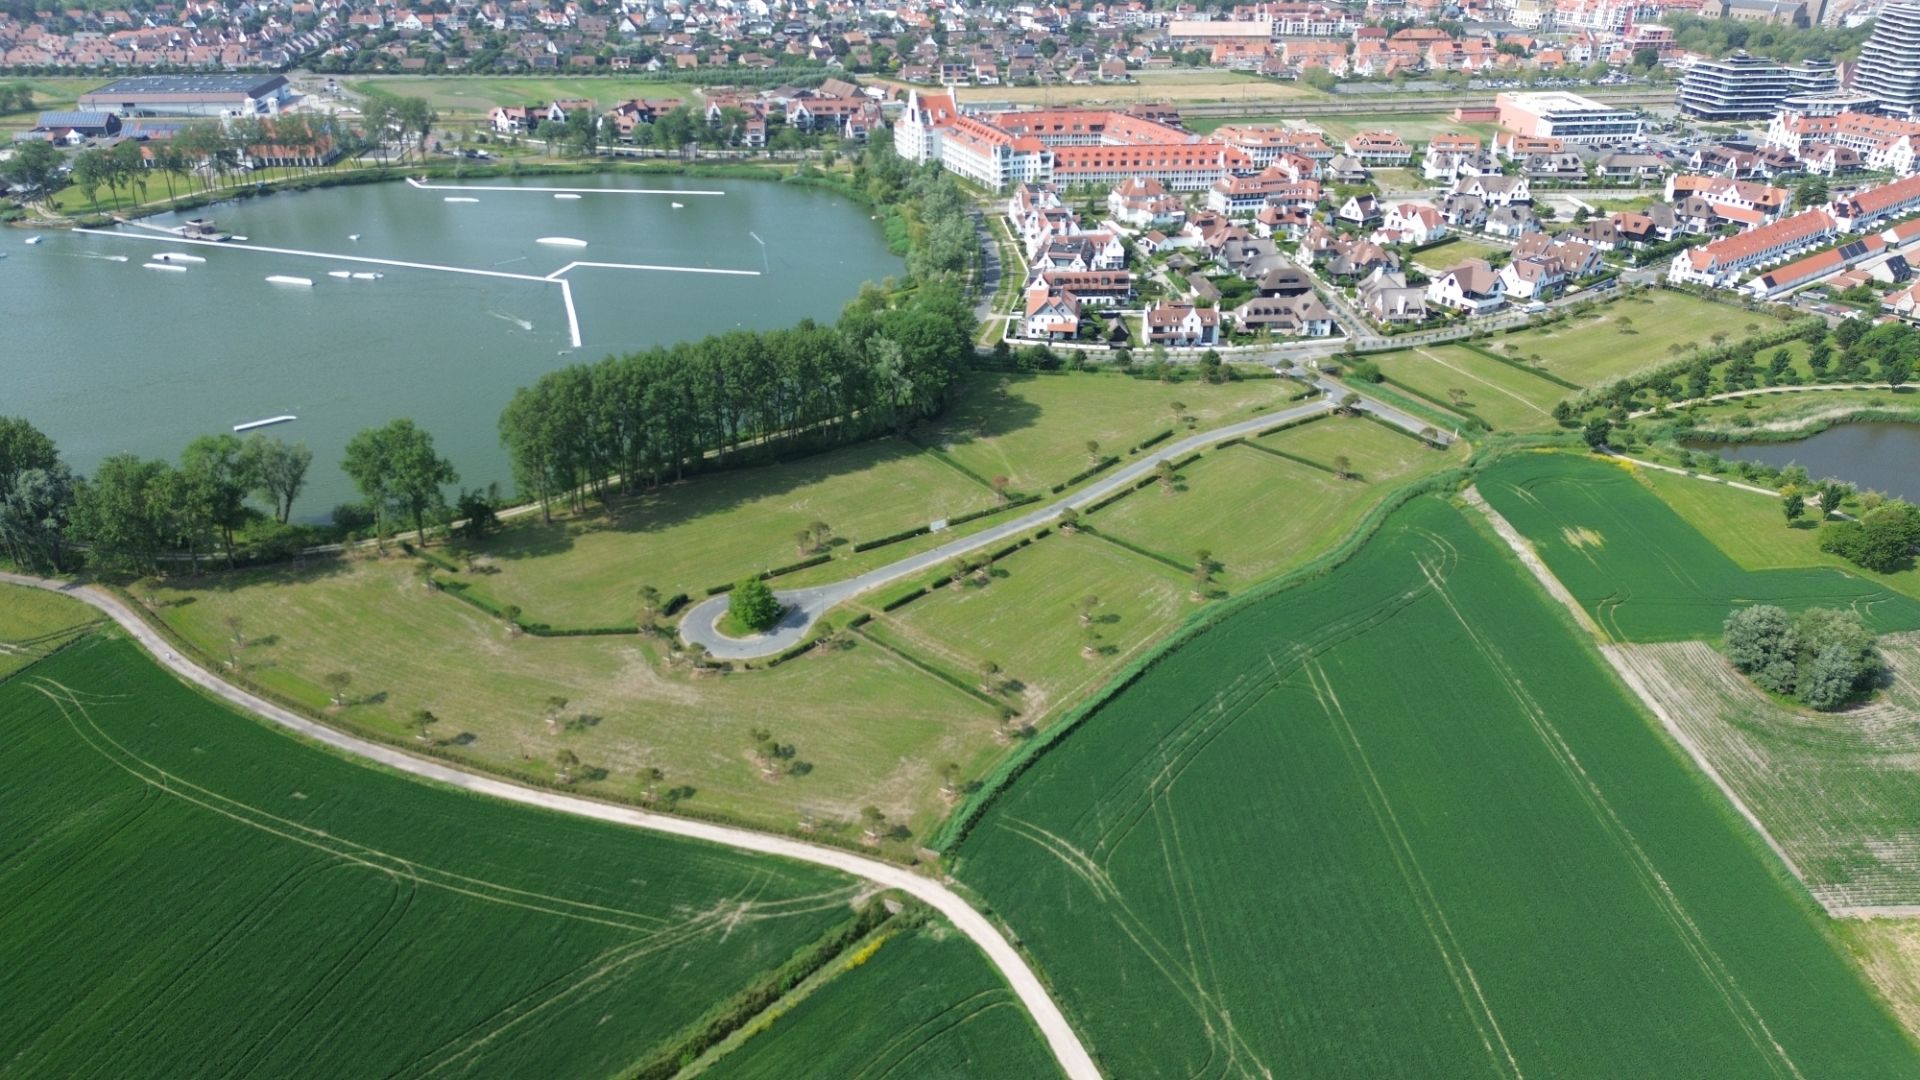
[0,571,1104,1080]
[683,376,1443,660]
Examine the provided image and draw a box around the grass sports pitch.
[1477,453,1920,641]
[954,494,1915,1078]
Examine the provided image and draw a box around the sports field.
[142,557,1004,838]
[0,633,870,1077]
[1612,636,1920,910]
[955,494,1918,1077]
[1494,290,1770,387]
[1477,454,1920,641]
[0,583,100,678]
[1366,345,1566,432]
[703,921,1060,1079]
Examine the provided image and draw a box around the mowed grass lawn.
[1305,112,1497,144]
[880,69,1322,106]
[879,533,1191,720]
[1368,345,1567,432]
[0,583,101,678]
[957,495,1920,1078]
[143,557,1003,839]
[348,75,697,115]
[0,77,94,131]
[704,921,1061,1079]
[922,370,1291,495]
[1410,236,1507,272]
[1493,290,1774,387]
[472,437,997,626]
[0,634,866,1079]
[1095,417,1461,587]
[1478,453,1920,641]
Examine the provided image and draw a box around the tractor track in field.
[0,571,1103,1080]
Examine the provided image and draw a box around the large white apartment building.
[1853,1,1920,119]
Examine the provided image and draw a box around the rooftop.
[85,74,287,97]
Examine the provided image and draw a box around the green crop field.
[1093,419,1460,588]
[879,531,1191,721]
[1478,454,1920,641]
[920,370,1288,495]
[0,583,101,678]
[1612,636,1920,909]
[955,495,1917,1078]
[142,558,1003,838]
[347,75,698,116]
[1493,291,1771,387]
[1367,345,1567,432]
[1638,466,1920,602]
[0,633,870,1078]
[703,921,1060,1079]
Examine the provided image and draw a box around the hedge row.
[1239,439,1334,473]
[1133,429,1174,452]
[1373,377,1492,432]
[766,552,833,578]
[881,587,927,612]
[401,542,464,573]
[1255,411,1330,439]
[933,462,1475,853]
[1079,525,1193,573]
[852,524,933,553]
[946,493,1040,528]
[1457,342,1583,390]
[854,625,1009,711]
[1050,456,1120,494]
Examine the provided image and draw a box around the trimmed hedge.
[1050,456,1119,494]
[1133,429,1174,452]
[855,625,1009,710]
[881,588,928,612]
[946,493,1040,527]
[765,552,833,578]
[1079,525,1194,573]
[1457,342,1583,390]
[852,524,933,553]
[662,593,691,616]
[705,581,736,597]
[1239,439,1334,473]
[402,542,465,573]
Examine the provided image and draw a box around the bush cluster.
[1722,604,1882,710]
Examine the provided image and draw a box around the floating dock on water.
[143,262,186,272]
[152,252,204,263]
[233,415,297,433]
[265,275,313,287]
[536,237,589,248]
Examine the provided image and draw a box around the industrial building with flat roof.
[1494,91,1644,144]
[78,74,291,118]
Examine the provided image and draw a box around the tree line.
[499,278,975,521]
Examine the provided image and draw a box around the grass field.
[703,920,1060,1079]
[1478,454,1920,641]
[142,557,1003,838]
[1302,111,1497,144]
[347,75,697,116]
[1092,419,1460,587]
[1677,386,1920,433]
[0,583,101,678]
[879,70,1322,107]
[0,633,871,1077]
[921,370,1289,495]
[1410,236,1507,272]
[1844,919,1920,1040]
[1613,636,1920,909]
[1367,345,1567,432]
[955,494,1918,1078]
[0,77,94,132]
[1494,290,1772,387]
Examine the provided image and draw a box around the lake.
[2,172,901,519]
[1701,421,1920,502]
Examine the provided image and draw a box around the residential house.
[1023,284,1082,340]
[1596,151,1665,183]
[1375,203,1448,246]
[1669,208,1838,287]
[1356,268,1430,324]
[1233,294,1337,336]
[1337,193,1383,226]
[1427,259,1507,314]
[1144,302,1221,346]
[1485,204,1542,238]
[1343,131,1412,166]
[1422,133,1486,181]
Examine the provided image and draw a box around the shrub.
[730,578,782,632]
[1820,501,1920,573]
[1722,604,1882,710]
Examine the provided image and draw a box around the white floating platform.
[443,197,480,203]
[143,262,187,272]
[351,271,383,280]
[265,275,313,287]
[671,202,685,209]
[327,270,353,279]
[233,415,297,433]
[153,252,205,263]
[25,236,44,245]
[536,237,589,248]
[553,193,581,200]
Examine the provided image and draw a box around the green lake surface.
[2,173,901,518]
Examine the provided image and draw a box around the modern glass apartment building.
[1854,1,1920,118]
[1677,52,1838,120]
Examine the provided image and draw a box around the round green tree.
[730,578,783,633]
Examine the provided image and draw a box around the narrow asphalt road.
[0,571,1104,1080]
[682,376,1443,660]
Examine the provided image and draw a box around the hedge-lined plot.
[1365,346,1566,432]
[1491,290,1770,386]
[704,922,1060,1079]
[0,583,99,678]
[956,496,1916,1078]
[1614,637,1920,909]
[1478,453,1920,641]
[0,634,866,1079]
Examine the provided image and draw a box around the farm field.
[878,530,1192,721]
[703,920,1060,1079]
[921,369,1289,495]
[1409,236,1508,272]
[0,633,871,1078]
[0,582,100,678]
[1366,345,1566,432]
[140,556,1003,838]
[1492,290,1772,387]
[347,75,698,116]
[1638,466,1920,603]
[954,494,1918,1078]
[1610,636,1920,910]
[1091,419,1462,588]
[1843,918,1920,1040]
[1477,453,1920,641]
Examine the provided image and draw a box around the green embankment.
[1477,453,1920,641]
[0,634,868,1078]
[955,495,1916,1078]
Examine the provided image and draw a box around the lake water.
[1,173,900,519]
[1701,422,1920,502]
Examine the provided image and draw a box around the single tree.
[1085,439,1102,465]
[323,671,353,707]
[410,708,437,742]
[637,585,664,622]
[1332,454,1353,480]
[1077,594,1101,626]
[730,577,783,632]
[1157,458,1177,493]
[555,749,581,784]
[543,695,569,732]
[860,805,888,842]
[1783,490,1805,524]
[977,658,1002,694]
[1582,417,1612,451]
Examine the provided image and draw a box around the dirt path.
[0,571,1104,1080]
